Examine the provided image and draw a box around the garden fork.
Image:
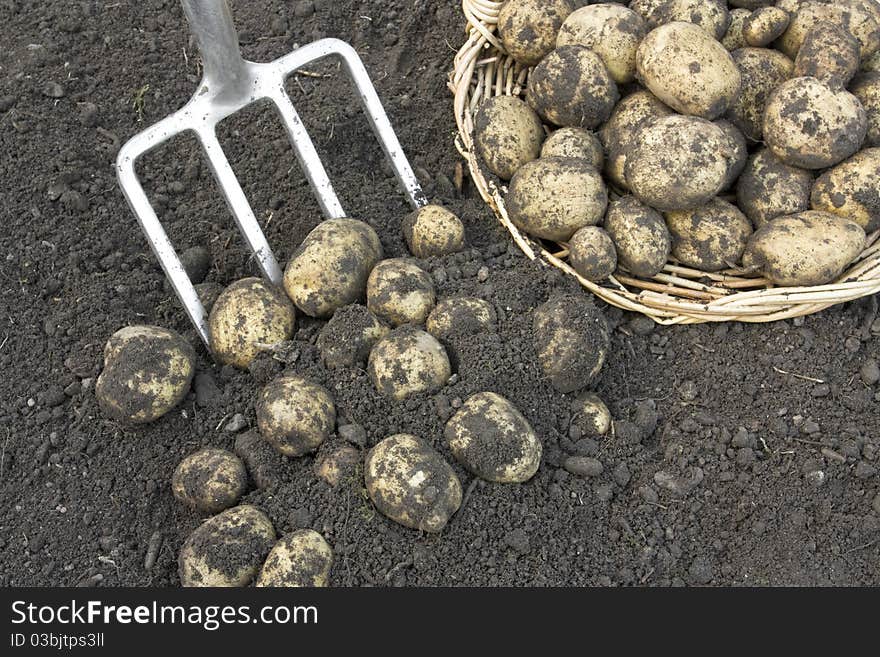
[116,0,426,347]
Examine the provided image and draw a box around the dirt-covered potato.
[726,48,793,142]
[533,294,610,393]
[366,258,435,327]
[96,325,195,423]
[654,0,731,40]
[526,45,619,129]
[283,218,382,318]
[256,375,335,457]
[852,73,880,146]
[368,326,451,400]
[665,198,753,271]
[793,22,860,88]
[810,148,880,231]
[364,434,462,533]
[624,115,735,211]
[179,505,276,587]
[636,21,741,120]
[743,7,790,46]
[556,4,646,83]
[444,392,542,483]
[722,9,751,50]
[172,447,248,514]
[567,226,618,281]
[716,119,748,191]
[742,211,866,285]
[256,530,333,588]
[314,442,360,487]
[402,204,465,258]
[498,0,576,66]
[778,2,880,61]
[604,195,671,277]
[316,304,389,369]
[474,96,545,181]
[541,127,604,169]
[507,157,608,242]
[426,297,497,339]
[629,0,670,28]
[571,392,612,436]
[764,77,867,169]
[736,148,814,228]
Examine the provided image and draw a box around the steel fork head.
[116,0,426,348]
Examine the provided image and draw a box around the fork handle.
[180,0,248,91]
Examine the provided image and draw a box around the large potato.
[256,530,333,587]
[743,7,790,46]
[567,226,618,281]
[541,127,604,170]
[426,297,497,340]
[283,218,382,318]
[665,198,753,271]
[604,195,671,278]
[474,96,545,181]
[316,304,389,369]
[722,9,751,50]
[498,0,576,66]
[736,148,813,228]
[256,375,335,457]
[368,326,451,400]
[654,0,731,40]
[366,258,436,326]
[402,205,464,258]
[96,325,195,423]
[793,22,860,88]
[810,148,880,231]
[726,48,793,142]
[778,2,880,60]
[851,73,880,146]
[171,447,248,514]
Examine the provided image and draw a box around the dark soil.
[1,0,878,587]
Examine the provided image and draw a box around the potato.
[541,127,604,169]
[654,0,731,40]
[179,505,275,587]
[810,148,880,231]
[316,304,389,369]
[172,447,248,514]
[426,297,497,340]
[665,198,753,271]
[507,157,608,242]
[726,48,793,142]
[368,326,451,400]
[444,392,542,483]
[793,22,860,88]
[526,45,619,129]
[624,115,735,211]
[366,258,435,327]
[364,434,462,533]
[498,0,576,66]
[852,73,880,146]
[283,218,383,318]
[571,392,612,436]
[736,148,814,228]
[402,204,464,258]
[474,96,545,180]
[533,294,610,393]
[629,0,670,28]
[256,375,335,457]
[743,7,790,46]
[778,2,880,60]
[635,22,741,120]
[722,9,751,51]
[742,211,866,285]
[556,4,647,83]
[604,195,671,277]
[314,442,360,487]
[716,119,748,191]
[567,226,618,281]
[96,325,195,423]
[764,77,867,169]
[256,530,333,587]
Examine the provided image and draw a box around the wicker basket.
[450,0,880,324]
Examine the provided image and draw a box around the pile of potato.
[476,0,880,287]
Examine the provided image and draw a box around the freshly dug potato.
[567,226,618,281]
[96,325,195,423]
[665,198,753,271]
[426,297,497,339]
[736,148,814,228]
[726,48,793,142]
[793,22,861,88]
[179,505,275,587]
[314,442,360,487]
[256,530,332,588]
[654,0,731,40]
[604,195,671,277]
[283,218,383,318]
[716,119,748,191]
[722,8,751,50]
[366,258,435,327]
[852,73,880,146]
[256,375,335,457]
[316,304,389,369]
[368,326,451,400]
[778,2,880,60]
[364,434,462,532]
[533,294,610,393]
[402,205,464,258]
[498,0,576,66]
[742,211,866,285]
[444,392,542,483]
[635,21,741,120]
[526,45,619,129]
[743,7,790,46]
[541,127,604,169]
[474,96,545,180]
[556,4,647,83]
[172,447,248,514]
[571,392,612,436]
[810,148,880,231]
[507,157,608,242]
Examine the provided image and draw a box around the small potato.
[778,2,880,61]
[533,294,610,393]
[96,325,195,423]
[444,392,542,483]
[541,127,604,169]
[793,22,860,88]
[256,530,333,587]
[316,304,389,369]
[726,48,793,142]
[526,45,619,129]
[811,148,880,231]
[636,21,741,120]
[736,148,813,228]
[364,434,462,533]
[283,218,383,318]
[172,447,248,514]
[426,297,497,340]
[852,73,880,146]
[722,9,751,51]
[314,442,360,487]
[498,0,576,66]
[742,211,866,285]
[402,205,465,258]
[743,7,790,46]
[256,375,336,457]
[654,0,731,40]
[571,392,612,436]
[665,198,753,271]
[716,120,748,191]
[764,77,867,169]
[604,195,671,278]
[474,96,545,180]
[366,259,435,327]
[179,505,275,587]
[368,326,451,400]
[507,157,608,242]
[567,226,618,281]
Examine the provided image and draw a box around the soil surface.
[1,0,879,587]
